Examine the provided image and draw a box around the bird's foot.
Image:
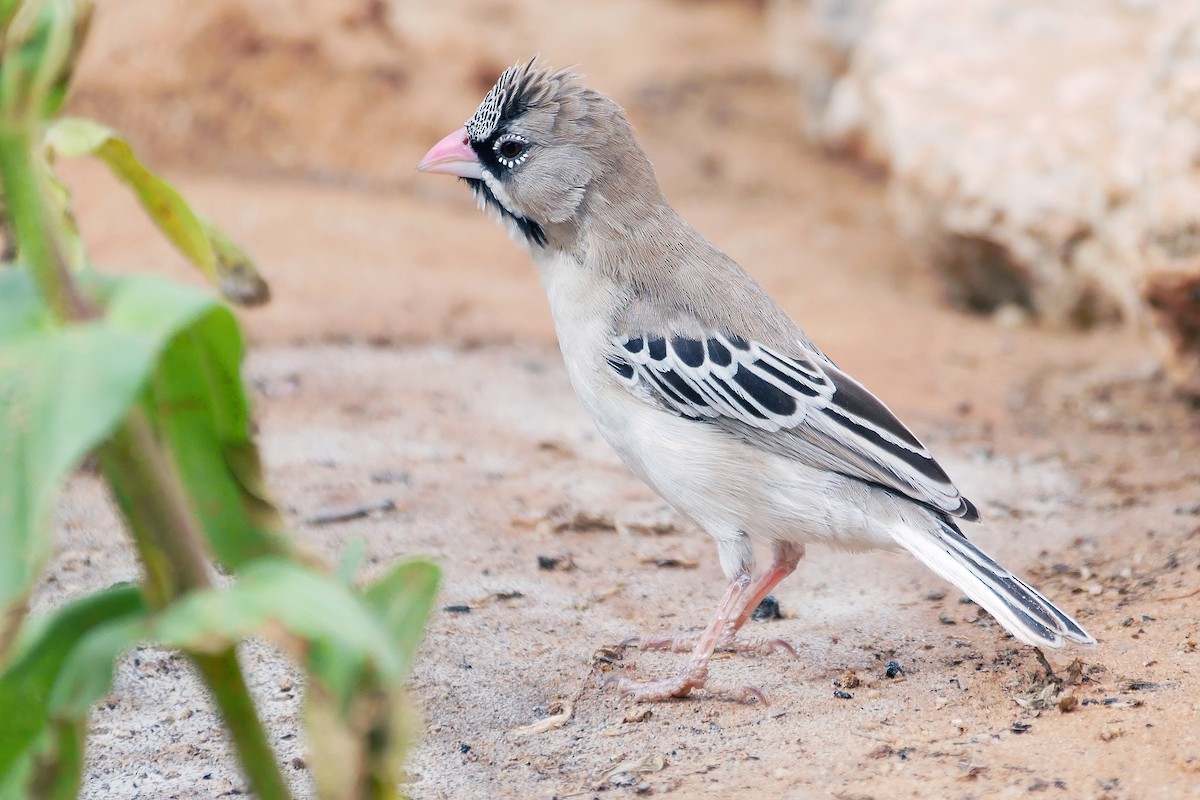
[726,635,798,657]
[622,632,797,658]
[607,662,765,704]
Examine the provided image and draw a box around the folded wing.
[608,332,979,521]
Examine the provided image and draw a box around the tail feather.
[894,520,1095,649]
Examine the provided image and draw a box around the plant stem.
[97,411,214,605]
[99,410,293,800]
[0,122,91,320]
[1,115,294,800]
[192,651,293,800]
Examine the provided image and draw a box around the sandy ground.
[28,1,1200,798]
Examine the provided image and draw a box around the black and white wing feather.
[608,332,979,521]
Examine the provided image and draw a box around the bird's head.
[417,59,662,250]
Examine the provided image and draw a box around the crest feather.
[465,58,584,142]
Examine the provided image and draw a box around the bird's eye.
[493,134,529,167]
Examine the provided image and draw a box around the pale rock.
[771,0,1200,397]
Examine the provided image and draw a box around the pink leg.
[635,542,804,657]
[613,543,806,702]
[611,573,765,703]
[732,542,805,630]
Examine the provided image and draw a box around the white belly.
[534,251,900,576]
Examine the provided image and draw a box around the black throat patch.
[464,178,547,247]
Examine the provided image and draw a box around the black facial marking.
[755,359,819,397]
[464,178,546,247]
[607,357,634,381]
[647,337,667,361]
[706,338,732,367]
[470,131,531,180]
[671,337,706,368]
[732,365,798,416]
[825,410,950,483]
[828,373,922,447]
[470,138,507,179]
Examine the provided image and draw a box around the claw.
[638,634,699,653]
[610,673,767,705]
[730,636,799,658]
[610,675,694,702]
[624,631,797,658]
[708,683,768,705]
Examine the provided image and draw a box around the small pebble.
[443,604,471,614]
[369,470,410,485]
[834,690,853,700]
[751,595,783,621]
[835,670,861,689]
[993,304,1028,327]
[884,660,904,679]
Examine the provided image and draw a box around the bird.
[417,59,1095,703]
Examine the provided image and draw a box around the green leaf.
[0,0,89,122]
[0,0,21,33]
[6,556,436,800]
[42,117,269,306]
[0,265,44,337]
[34,719,87,800]
[138,287,291,569]
[200,218,270,306]
[0,584,145,793]
[162,557,435,800]
[305,557,438,800]
[362,559,440,676]
[307,558,438,800]
[0,270,207,654]
[152,558,403,677]
[0,272,285,656]
[336,538,367,587]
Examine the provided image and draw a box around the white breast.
[531,250,901,575]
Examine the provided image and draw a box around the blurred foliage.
[0,2,439,799]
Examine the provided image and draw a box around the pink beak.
[416,126,483,179]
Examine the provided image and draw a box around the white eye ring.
[494,133,530,168]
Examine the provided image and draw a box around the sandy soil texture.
[33,1,1200,798]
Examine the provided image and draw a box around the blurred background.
[65,0,1200,402]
